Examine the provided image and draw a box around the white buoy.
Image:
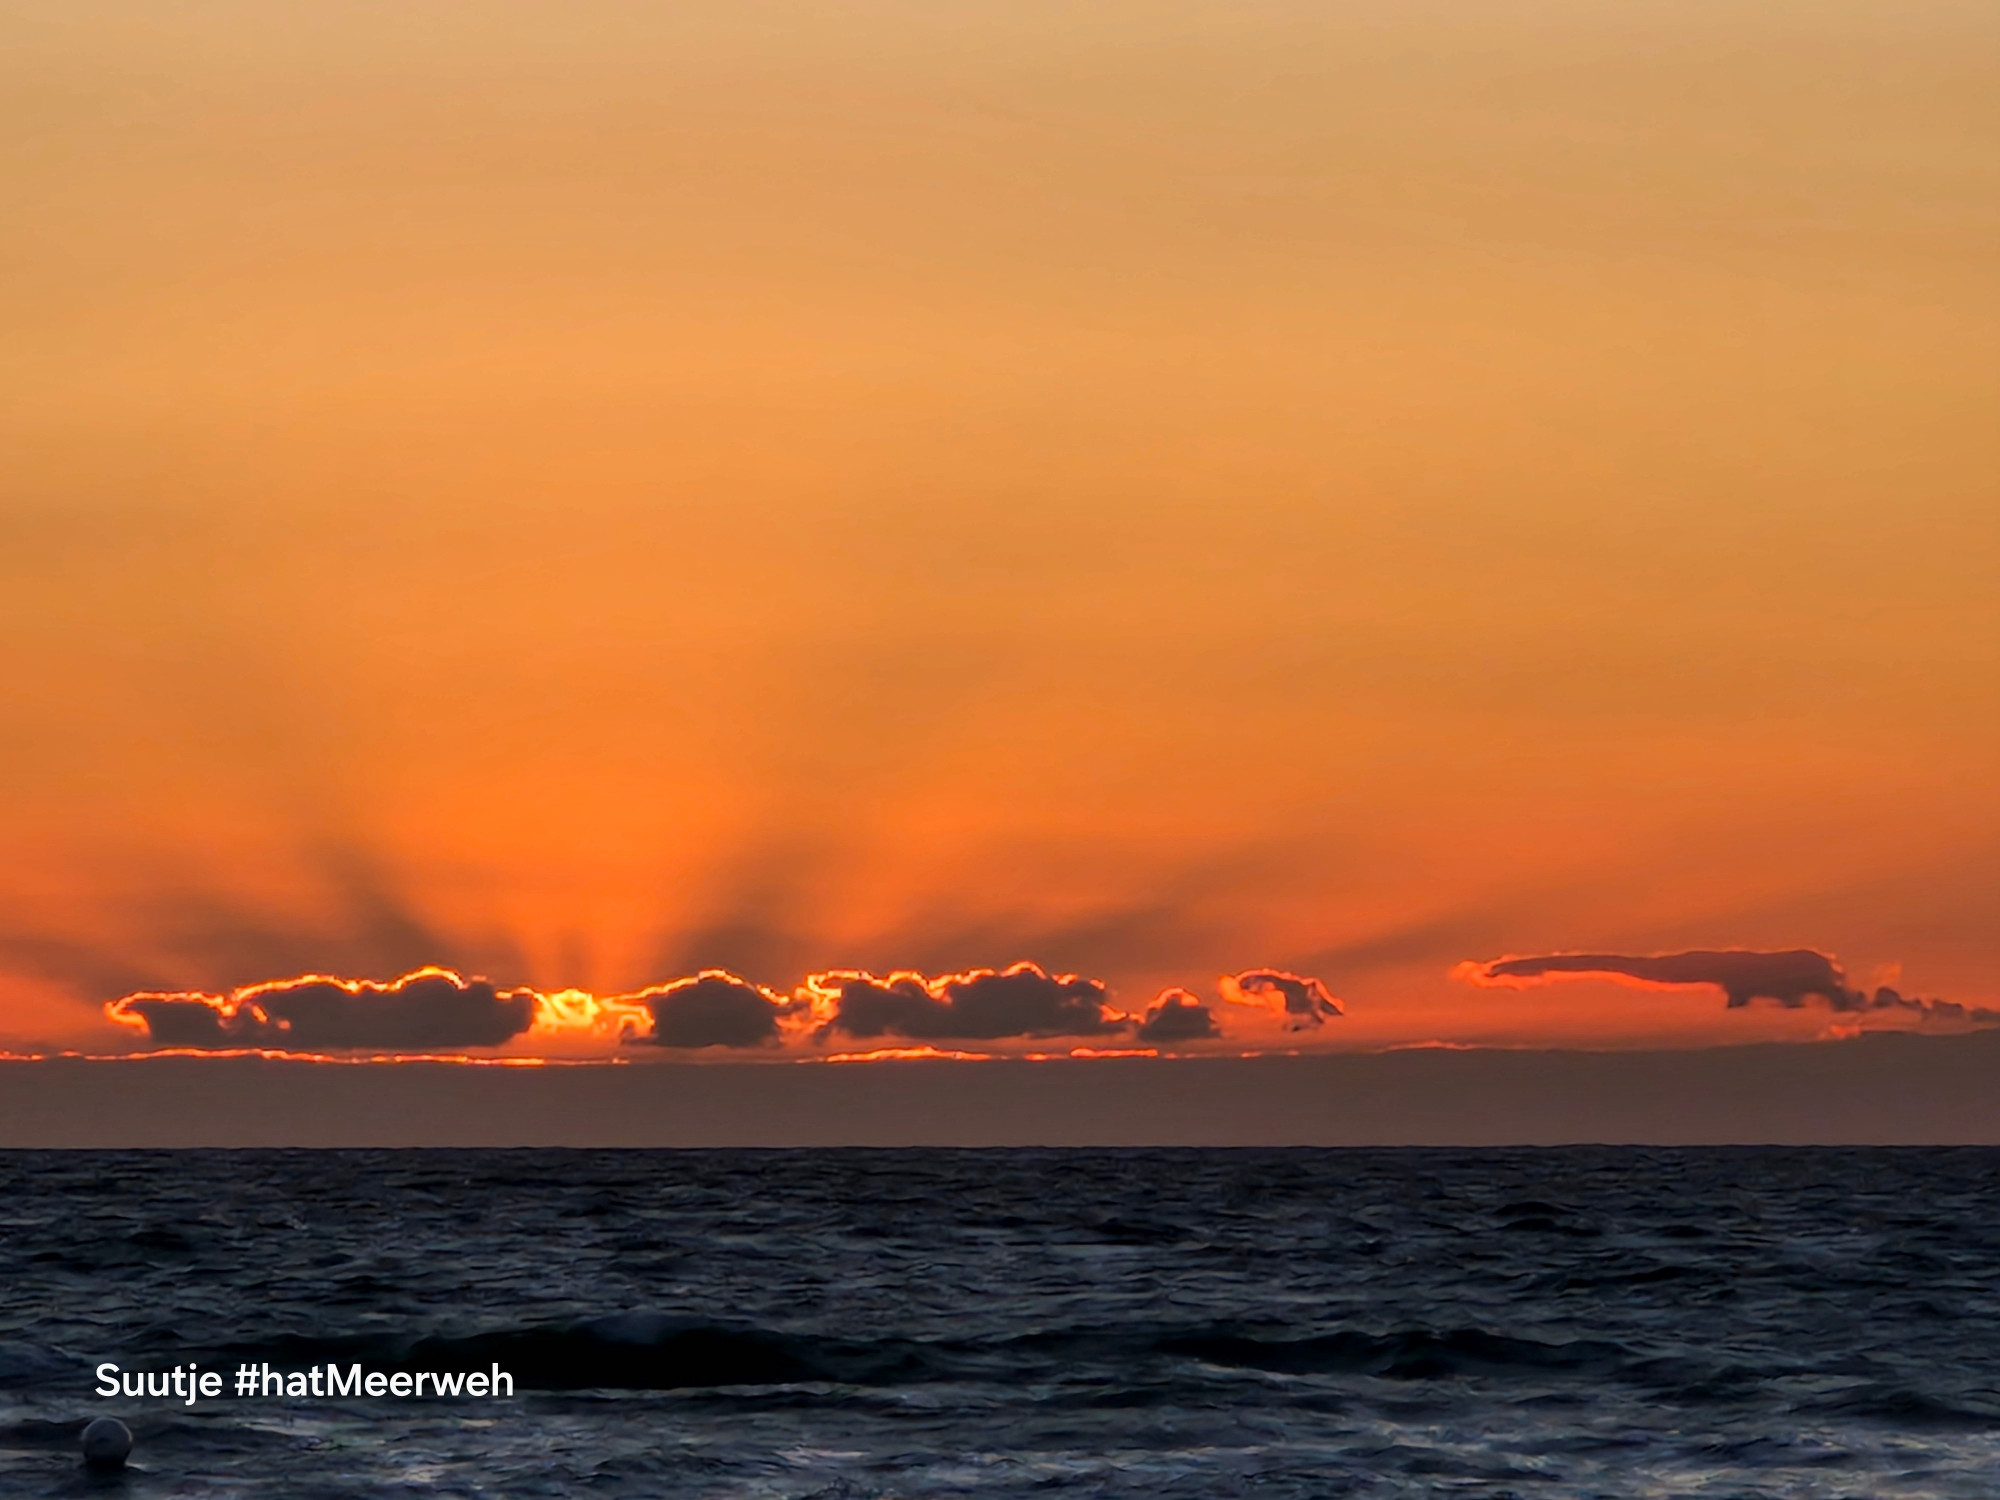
[80,1416,132,1470]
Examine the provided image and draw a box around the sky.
[2,0,1995,1089]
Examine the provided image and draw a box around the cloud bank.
[1456,949,1997,1024]
[1220,969,1344,1028]
[626,972,795,1049]
[103,963,1345,1057]
[803,963,1126,1041]
[106,968,538,1050]
[1135,988,1221,1043]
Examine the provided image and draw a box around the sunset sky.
[3,0,1995,1071]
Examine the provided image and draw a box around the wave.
[1797,1383,2000,1429]
[1160,1327,1633,1380]
[0,1343,76,1390]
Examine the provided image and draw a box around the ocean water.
[2,1148,1998,1497]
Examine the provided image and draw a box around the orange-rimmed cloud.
[106,967,539,1050]
[104,962,1347,1056]
[623,971,799,1050]
[1134,988,1221,1043]
[1455,949,1998,1024]
[800,962,1126,1042]
[816,1045,1002,1064]
[1219,969,1343,1028]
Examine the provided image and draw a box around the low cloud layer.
[1457,949,1997,1024]
[106,968,538,1050]
[626,972,794,1049]
[100,959,1347,1056]
[1135,988,1221,1043]
[1220,969,1344,1028]
[804,963,1125,1041]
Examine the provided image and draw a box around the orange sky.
[2,0,1995,1058]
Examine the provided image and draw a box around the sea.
[1,1147,1997,1497]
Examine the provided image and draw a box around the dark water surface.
[2,1148,1998,1496]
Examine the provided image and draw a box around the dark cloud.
[1224,969,1344,1028]
[1465,949,1853,1007]
[1135,989,1221,1044]
[1865,988,2000,1024]
[812,962,1125,1041]
[93,953,1371,1058]
[1458,949,1997,1024]
[112,995,231,1048]
[626,972,793,1050]
[108,969,537,1050]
